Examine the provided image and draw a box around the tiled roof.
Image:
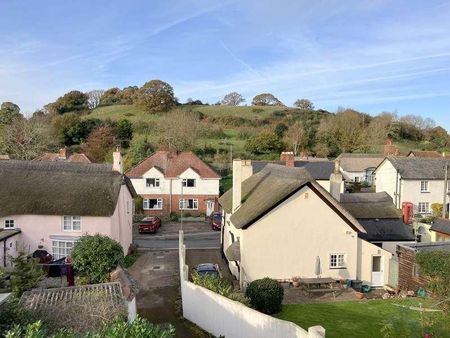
[386,157,449,180]
[408,151,449,158]
[34,153,92,163]
[251,160,336,180]
[126,151,219,178]
[337,153,385,172]
[0,160,136,217]
[430,218,450,236]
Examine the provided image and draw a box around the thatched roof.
[407,150,449,158]
[340,192,413,241]
[337,153,385,172]
[383,157,449,180]
[340,192,400,219]
[0,160,136,218]
[219,164,365,232]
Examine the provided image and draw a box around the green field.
[277,299,449,338]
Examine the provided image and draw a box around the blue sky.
[1,0,450,129]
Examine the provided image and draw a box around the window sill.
[329,267,347,270]
[420,191,430,194]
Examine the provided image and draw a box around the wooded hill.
[1,81,449,172]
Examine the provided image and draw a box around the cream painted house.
[219,161,393,288]
[374,157,450,215]
[0,150,136,266]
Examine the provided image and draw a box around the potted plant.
[292,276,300,288]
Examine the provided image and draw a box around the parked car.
[209,212,222,231]
[193,263,221,278]
[138,216,161,234]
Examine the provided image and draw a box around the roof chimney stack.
[384,136,399,156]
[232,159,242,212]
[59,147,69,160]
[113,146,123,174]
[329,159,342,201]
[280,151,295,167]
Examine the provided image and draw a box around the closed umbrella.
[315,256,321,278]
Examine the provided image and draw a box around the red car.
[138,216,161,234]
[210,212,222,231]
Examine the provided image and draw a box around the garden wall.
[178,231,325,338]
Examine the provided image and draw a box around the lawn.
[277,299,449,338]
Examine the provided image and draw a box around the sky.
[1,0,450,129]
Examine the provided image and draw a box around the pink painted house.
[0,149,136,267]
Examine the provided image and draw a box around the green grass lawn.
[277,299,448,338]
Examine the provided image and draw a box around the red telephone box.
[402,202,414,224]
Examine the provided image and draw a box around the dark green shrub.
[10,250,44,297]
[71,235,124,283]
[169,213,179,222]
[245,277,284,314]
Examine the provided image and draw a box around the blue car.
[194,263,220,278]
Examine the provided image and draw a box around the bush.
[71,235,124,283]
[169,213,179,222]
[10,250,44,297]
[5,316,175,338]
[123,253,139,268]
[245,278,284,314]
[245,130,285,154]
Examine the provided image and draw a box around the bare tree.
[221,92,245,106]
[293,99,314,110]
[0,118,53,160]
[155,110,204,151]
[284,122,307,155]
[87,89,105,109]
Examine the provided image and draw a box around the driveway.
[128,247,235,337]
[127,250,196,337]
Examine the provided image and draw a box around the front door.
[371,255,384,286]
[206,200,214,216]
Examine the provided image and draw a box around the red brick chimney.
[384,137,399,156]
[280,151,295,167]
[58,147,70,160]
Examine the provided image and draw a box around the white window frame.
[182,178,196,188]
[418,202,430,214]
[4,219,15,229]
[52,240,75,260]
[354,177,360,183]
[179,199,198,210]
[63,216,81,231]
[146,178,160,188]
[143,198,163,210]
[329,253,346,269]
[420,181,429,193]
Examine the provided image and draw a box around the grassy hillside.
[87,104,431,162]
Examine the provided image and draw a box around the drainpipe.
[395,170,399,208]
[3,240,6,267]
[443,163,449,219]
[169,179,172,214]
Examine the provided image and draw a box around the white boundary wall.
[179,231,325,338]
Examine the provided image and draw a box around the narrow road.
[134,231,220,250]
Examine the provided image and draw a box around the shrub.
[4,317,175,338]
[71,235,124,283]
[169,213,179,222]
[123,253,139,268]
[10,250,44,297]
[245,131,285,154]
[245,277,284,314]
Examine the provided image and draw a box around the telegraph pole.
[443,162,449,219]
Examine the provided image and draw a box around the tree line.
[1,79,449,164]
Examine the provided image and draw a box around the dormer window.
[182,178,196,187]
[146,178,160,188]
